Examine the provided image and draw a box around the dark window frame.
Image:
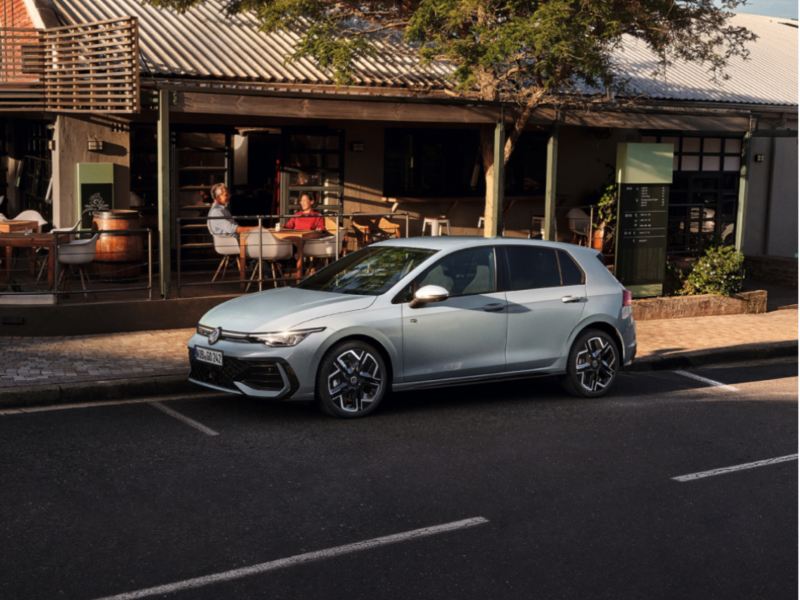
[640,131,742,256]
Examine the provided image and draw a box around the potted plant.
[592,183,616,251]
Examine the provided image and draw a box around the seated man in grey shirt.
[207,183,251,237]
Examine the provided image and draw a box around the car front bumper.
[187,333,316,401]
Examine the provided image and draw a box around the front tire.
[316,340,388,418]
[562,329,620,398]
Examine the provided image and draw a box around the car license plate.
[195,346,223,366]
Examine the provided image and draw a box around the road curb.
[0,341,796,409]
[0,372,194,409]
[629,340,798,372]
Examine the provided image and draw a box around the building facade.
[1,0,796,300]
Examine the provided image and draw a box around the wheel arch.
[569,319,625,363]
[314,331,396,386]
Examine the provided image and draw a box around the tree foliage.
[148,0,755,181]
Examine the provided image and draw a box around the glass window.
[724,138,742,154]
[503,246,561,291]
[384,128,483,197]
[300,246,436,296]
[702,156,721,171]
[723,156,741,172]
[557,250,585,285]
[682,137,701,152]
[703,138,722,153]
[681,156,700,171]
[410,247,496,298]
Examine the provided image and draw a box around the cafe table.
[0,231,57,288]
[238,229,324,285]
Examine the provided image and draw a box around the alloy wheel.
[574,335,617,393]
[326,349,384,414]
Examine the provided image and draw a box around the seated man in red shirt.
[284,193,326,232]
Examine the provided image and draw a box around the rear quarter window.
[557,250,586,285]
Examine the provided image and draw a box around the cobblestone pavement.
[636,308,797,358]
[0,309,796,388]
[0,329,194,387]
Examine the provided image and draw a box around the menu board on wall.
[615,184,669,297]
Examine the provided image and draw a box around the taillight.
[622,289,633,307]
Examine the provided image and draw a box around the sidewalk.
[1,309,796,406]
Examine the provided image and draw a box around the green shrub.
[680,245,745,296]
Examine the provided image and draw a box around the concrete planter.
[633,290,767,321]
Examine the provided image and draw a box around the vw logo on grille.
[208,327,222,345]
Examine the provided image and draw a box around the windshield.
[298,246,437,296]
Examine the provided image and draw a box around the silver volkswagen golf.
[188,237,636,417]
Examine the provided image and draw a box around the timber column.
[483,121,505,238]
[543,124,559,241]
[157,89,171,298]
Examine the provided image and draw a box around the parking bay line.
[0,393,226,417]
[148,401,219,437]
[93,516,489,600]
[672,454,798,482]
[673,369,739,392]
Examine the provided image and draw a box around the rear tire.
[316,340,388,418]
[562,329,619,398]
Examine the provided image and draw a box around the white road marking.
[673,369,739,392]
[149,402,219,437]
[672,454,798,482]
[0,393,224,416]
[93,516,489,600]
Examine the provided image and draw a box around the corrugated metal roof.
[613,13,797,106]
[40,3,799,105]
[48,0,452,89]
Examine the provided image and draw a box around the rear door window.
[501,246,561,291]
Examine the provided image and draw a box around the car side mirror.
[410,285,449,308]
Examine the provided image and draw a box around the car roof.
[374,236,599,257]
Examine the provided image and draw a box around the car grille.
[189,352,287,392]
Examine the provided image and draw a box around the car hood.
[199,287,377,332]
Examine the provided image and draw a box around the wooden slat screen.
[0,17,139,113]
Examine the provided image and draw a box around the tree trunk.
[480,89,545,236]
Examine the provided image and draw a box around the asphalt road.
[0,358,796,600]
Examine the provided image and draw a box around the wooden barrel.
[92,210,144,281]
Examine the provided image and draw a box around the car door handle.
[482,302,506,312]
[561,295,587,303]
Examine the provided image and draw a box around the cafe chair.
[209,231,241,283]
[349,214,401,249]
[244,230,292,291]
[303,235,338,269]
[36,217,84,283]
[14,209,48,232]
[566,208,590,246]
[56,233,98,298]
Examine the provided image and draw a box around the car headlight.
[251,327,325,347]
